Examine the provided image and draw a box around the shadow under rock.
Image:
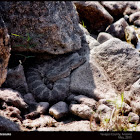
[70,28,117,101]
[0,115,21,131]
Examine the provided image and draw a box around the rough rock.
[123,2,140,16]
[0,16,11,86]
[69,104,94,120]
[133,20,140,27]
[66,94,77,104]
[25,102,49,119]
[124,78,140,115]
[100,1,128,19]
[73,95,97,110]
[1,1,83,54]
[79,23,90,36]
[23,93,36,105]
[128,112,139,124]
[125,26,138,46]
[106,18,129,40]
[0,105,22,123]
[74,1,113,34]
[97,32,114,44]
[70,34,117,100]
[49,101,69,119]
[129,11,140,27]
[0,116,20,131]
[23,115,57,130]
[92,38,140,93]
[36,102,49,114]
[96,104,112,121]
[3,64,28,95]
[37,120,91,131]
[0,88,28,109]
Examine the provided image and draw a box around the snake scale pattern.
[26,53,86,103]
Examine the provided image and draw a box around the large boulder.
[74,1,113,34]
[92,38,140,93]
[1,1,83,54]
[0,16,11,86]
[70,34,117,100]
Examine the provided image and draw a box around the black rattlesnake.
[26,53,86,103]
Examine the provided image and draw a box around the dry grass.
[90,93,138,131]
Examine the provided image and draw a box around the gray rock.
[124,78,140,115]
[49,101,69,119]
[66,94,77,104]
[0,116,20,131]
[0,16,11,87]
[74,1,113,34]
[23,93,36,105]
[74,95,97,110]
[124,2,140,16]
[96,104,112,122]
[129,11,140,26]
[2,1,83,54]
[129,11,140,23]
[92,38,140,93]
[125,26,138,46]
[3,64,28,95]
[134,20,140,27]
[69,104,94,120]
[36,102,49,114]
[25,102,49,119]
[0,88,28,109]
[0,105,22,122]
[23,115,57,130]
[106,18,129,40]
[79,23,90,36]
[70,35,117,100]
[100,1,128,19]
[97,32,114,44]
[70,59,117,100]
[124,15,129,22]
[128,112,139,124]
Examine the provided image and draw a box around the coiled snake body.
[26,53,86,103]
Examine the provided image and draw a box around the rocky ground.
[0,1,140,132]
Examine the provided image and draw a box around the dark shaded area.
[0,115,21,131]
